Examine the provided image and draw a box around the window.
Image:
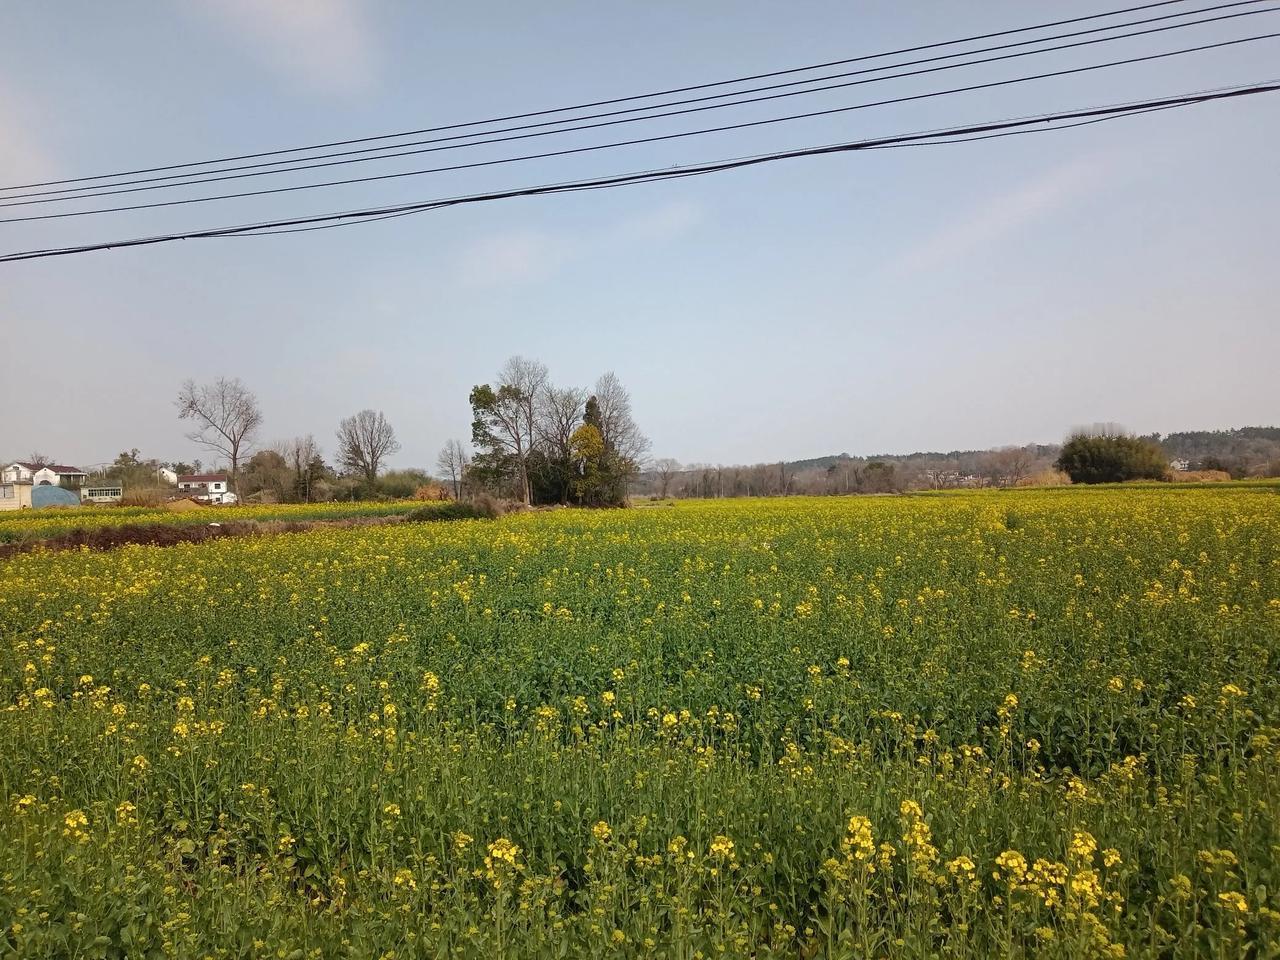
[1,484,12,499]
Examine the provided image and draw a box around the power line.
[230,100,1205,239]
[863,101,1189,149]
[0,0,1241,193]
[3,30,1276,226]
[5,0,1269,203]
[4,83,1273,264]
[7,0,1269,204]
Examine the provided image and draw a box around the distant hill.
[782,444,1063,473]
[1159,426,1280,463]
[783,430,1280,474]
[643,426,1280,497]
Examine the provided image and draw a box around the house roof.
[179,474,229,483]
[8,462,84,474]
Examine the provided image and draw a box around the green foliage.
[569,422,608,506]
[1056,432,1168,484]
[469,450,522,500]
[583,394,603,432]
[97,449,169,494]
[527,448,572,505]
[404,501,492,522]
[242,449,291,502]
[470,383,531,503]
[377,469,436,500]
[569,396,632,506]
[293,453,331,502]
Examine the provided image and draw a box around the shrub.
[412,483,451,501]
[1056,432,1168,484]
[469,492,520,518]
[1168,470,1232,483]
[1021,469,1071,487]
[403,499,516,522]
[118,487,169,508]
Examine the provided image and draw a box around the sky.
[1,1,1277,471]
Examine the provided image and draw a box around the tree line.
[173,378,425,502]
[635,447,1062,499]
[632,426,1279,500]
[157,363,650,505]
[18,375,1275,506]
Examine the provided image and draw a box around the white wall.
[2,464,34,483]
[0,482,33,511]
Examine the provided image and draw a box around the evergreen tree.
[1056,432,1168,484]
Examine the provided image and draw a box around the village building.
[0,481,34,511]
[177,473,237,504]
[81,485,124,504]
[2,462,89,488]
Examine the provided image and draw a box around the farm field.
[1,488,1278,957]
[0,500,430,545]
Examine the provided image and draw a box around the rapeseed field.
[0,501,425,544]
[2,488,1278,957]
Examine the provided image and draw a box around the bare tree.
[176,377,262,495]
[336,410,401,484]
[503,356,550,465]
[536,384,587,458]
[535,383,586,503]
[25,451,52,467]
[989,446,1035,487]
[653,457,681,498]
[285,435,322,502]
[471,357,549,505]
[593,372,651,466]
[436,439,471,500]
[470,385,527,502]
[924,467,951,490]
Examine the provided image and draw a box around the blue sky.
[1,2,1276,470]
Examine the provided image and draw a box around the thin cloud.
[0,84,57,183]
[457,229,575,287]
[612,200,705,244]
[192,0,377,96]
[455,201,705,287]
[889,157,1109,277]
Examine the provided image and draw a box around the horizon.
[7,420,1276,478]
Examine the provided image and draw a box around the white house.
[177,473,236,504]
[1169,458,1192,472]
[81,485,124,504]
[158,467,179,485]
[2,462,88,488]
[1,463,35,483]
